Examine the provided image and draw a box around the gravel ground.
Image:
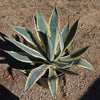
[0,0,100,100]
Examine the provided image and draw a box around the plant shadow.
[0,32,47,88]
[0,84,19,100]
[0,32,34,70]
[79,76,100,100]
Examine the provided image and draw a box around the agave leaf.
[54,30,60,54]
[62,21,69,40]
[36,8,51,52]
[56,22,69,54]
[38,31,47,52]
[49,7,58,54]
[9,25,46,58]
[9,25,37,48]
[46,34,54,61]
[66,41,73,50]
[56,68,78,75]
[48,67,58,99]
[57,34,73,58]
[37,8,48,34]
[58,26,64,51]
[64,19,79,51]
[33,14,37,30]
[33,14,41,40]
[60,46,89,61]
[38,31,54,61]
[61,41,74,57]
[24,64,49,93]
[53,61,74,69]
[73,59,94,70]
[59,58,94,70]
[4,51,44,63]
[33,15,48,56]
[54,49,61,61]
[54,26,65,60]
[55,42,60,54]
[5,37,46,61]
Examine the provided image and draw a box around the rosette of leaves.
[4,7,93,99]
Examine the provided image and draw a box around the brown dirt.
[0,0,100,100]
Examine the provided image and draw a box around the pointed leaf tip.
[54,6,57,13]
[25,64,49,93]
[48,68,58,100]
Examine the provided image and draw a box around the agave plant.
[4,7,93,99]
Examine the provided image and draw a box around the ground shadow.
[0,32,48,88]
[0,32,34,70]
[0,84,19,100]
[79,76,100,100]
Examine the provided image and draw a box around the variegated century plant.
[4,7,93,99]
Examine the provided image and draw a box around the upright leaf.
[25,64,49,93]
[37,8,48,34]
[56,22,69,55]
[46,34,54,61]
[38,31,54,61]
[54,49,61,61]
[33,14,40,40]
[38,31,48,52]
[58,26,64,51]
[62,21,69,40]
[61,41,74,56]
[55,31,60,54]
[36,8,51,52]
[50,7,58,54]
[33,14,37,30]
[64,19,79,51]
[48,67,58,99]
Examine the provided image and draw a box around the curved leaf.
[60,46,89,61]
[4,51,44,63]
[53,61,74,69]
[5,37,46,61]
[9,25,37,48]
[73,59,94,70]
[62,21,69,40]
[48,67,58,99]
[9,25,45,56]
[25,64,49,93]
[59,59,94,70]
[56,68,78,75]
[33,14,40,40]
[64,19,79,51]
